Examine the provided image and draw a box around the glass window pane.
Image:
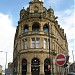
[44,38,47,49]
[44,38,47,43]
[24,25,28,32]
[44,44,46,49]
[36,38,40,43]
[31,44,35,48]
[32,38,35,41]
[24,29,28,32]
[36,43,40,48]
[43,25,49,32]
[44,28,48,32]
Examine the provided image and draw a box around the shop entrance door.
[31,58,40,75]
[44,58,51,75]
[22,59,27,75]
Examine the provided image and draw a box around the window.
[44,38,49,49]
[44,38,47,49]
[31,38,35,48]
[24,25,28,32]
[36,38,40,48]
[34,10,38,14]
[43,24,49,33]
[23,39,27,49]
[32,22,40,32]
[31,38,40,48]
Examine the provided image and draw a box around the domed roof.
[20,7,26,14]
[48,6,54,13]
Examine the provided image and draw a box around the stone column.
[40,60,44,75]
[40,25,43,32]
[27,62,31,75]
[29,23,32,32]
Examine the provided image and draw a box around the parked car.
[67,72,75,75]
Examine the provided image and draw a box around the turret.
[48,6,54,17]
[20,7,28,20]
[30,0,43,2]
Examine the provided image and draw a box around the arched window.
[32,22,40,32]
[22,59,27,75]
[24,25,28,32]
[43,24,49,32]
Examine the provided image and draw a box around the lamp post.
[48,23,57,75]
[72,50,74,62]
[0,51,7,75]
[48,22,51,75]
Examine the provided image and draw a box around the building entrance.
[31,58,40,75]
[22,59,27,75]
[44,58,51,75]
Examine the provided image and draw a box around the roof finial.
[23,7,24,9]
[50,6,51,8]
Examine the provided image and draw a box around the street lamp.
[48,22,51,75]
[48,23,57,75]
[0,51,7,75]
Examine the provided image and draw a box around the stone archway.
[22,59,27,75]
[31,58,40,75]
[44,58,51,75]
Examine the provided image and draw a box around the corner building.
[13,0,68,75]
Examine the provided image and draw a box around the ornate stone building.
[13,0,68,75]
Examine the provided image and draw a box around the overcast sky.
[0,0,74,70]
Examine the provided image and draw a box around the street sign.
[56,54,66,66]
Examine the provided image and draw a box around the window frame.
[32,22,40,32]
[24,25,28,32]
[31,38,40,48]
[43,38,49,49]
